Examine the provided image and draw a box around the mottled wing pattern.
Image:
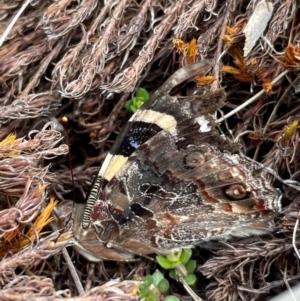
[81,61,213,229]
[90,95,281,255]
[72,61,281,261]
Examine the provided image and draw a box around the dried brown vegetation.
[0,0,300,300]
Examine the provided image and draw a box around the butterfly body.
[70,60,281,261]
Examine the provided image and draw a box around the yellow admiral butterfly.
[65,60,281,261]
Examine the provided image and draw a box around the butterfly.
[64,60,281,261]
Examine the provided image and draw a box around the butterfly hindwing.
[72,61,281,261]
[89,92,280,255]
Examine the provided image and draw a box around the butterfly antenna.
[61,116,76,207]
[60,116,84,294]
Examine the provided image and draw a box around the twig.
[62,248,84,294]
[0,0,32,47]
[217,69,289,123]
[293,218,300,260]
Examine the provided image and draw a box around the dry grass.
[0,0,300,300]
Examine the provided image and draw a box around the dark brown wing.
[90,94,281,255]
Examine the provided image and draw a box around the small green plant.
[156,248,197,286]
[124,88,149,113]
[138,270,180,301]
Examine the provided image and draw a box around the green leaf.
[124,88,149,112]
[152,270,165,286]
[132,97,146,109]
[156,255,173,269]
[169,269,176,279]
[164,296,180,301]
[170,261,181,269]
[184,274,197,286]
[147,291,159,301]
[185,260,196,274]
[124,99,134,112]
[180,249,192,264]
[166,249,182,263]
[135,87,149,100]
[158,278,169,293]
[124,97,147,113]
[139,287,150,298]
[156,255,181,269]
[143,275,153,287]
